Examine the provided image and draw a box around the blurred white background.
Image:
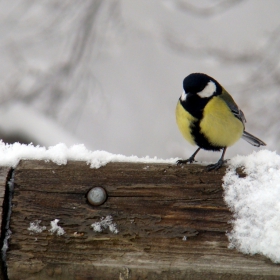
[0,0,279,161]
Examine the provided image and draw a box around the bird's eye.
[180,91,187,101]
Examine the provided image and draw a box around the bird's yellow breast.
[200,96,244,147]
[175,100,197,145]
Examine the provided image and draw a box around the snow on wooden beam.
[1,160,280,279]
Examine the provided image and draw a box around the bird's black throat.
[180,94,210,119]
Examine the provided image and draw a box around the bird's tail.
[242,131,266,147]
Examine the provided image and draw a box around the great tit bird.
[176,73,266,170]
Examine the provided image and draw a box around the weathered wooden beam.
[5,160,280,279]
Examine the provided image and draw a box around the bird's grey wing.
[220,89,246,125]
[231,107,246,124]
[219,89,266,147]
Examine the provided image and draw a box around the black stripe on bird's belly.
[191,120,223,151]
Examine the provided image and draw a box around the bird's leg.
[176,148,201,165]
[207,147,227,171]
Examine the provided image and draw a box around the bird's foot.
[176,156,196,165]
[206,159,227,171]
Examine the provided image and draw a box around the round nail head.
[87,187,107,206]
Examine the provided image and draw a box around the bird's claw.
[176,157,196,165]
[206,159,227,171]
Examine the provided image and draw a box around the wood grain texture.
[6,160,280,280]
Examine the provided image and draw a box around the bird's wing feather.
[220,89,246,125]
[242,131,266,147]
[220,89,266,147]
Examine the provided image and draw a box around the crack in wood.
[0,167,13,280]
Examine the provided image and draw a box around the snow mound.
[0,141,175,168]
[223,150,280,263]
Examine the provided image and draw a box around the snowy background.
[0,0,279,161]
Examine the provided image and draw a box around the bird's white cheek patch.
[197,81,216,98]
[180,91,187,101]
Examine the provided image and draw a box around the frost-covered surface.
[49,219,65,236]
[91,215,119,234]
[223,150,280,263]
[0,141,175,168]
[28,220,46,234]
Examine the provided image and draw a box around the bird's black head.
[179,73,223,119]
[182,73,222,99]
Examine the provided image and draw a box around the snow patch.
[49,219,65,236]
[91,215,119,234]
[0,141,176,168]
[28,220,47,234]
[223,150,280,263]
